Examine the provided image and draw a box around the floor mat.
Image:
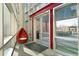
[25,42,48,53]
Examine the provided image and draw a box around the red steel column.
[50,9,53,49]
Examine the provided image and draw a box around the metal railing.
[0,34,17,56]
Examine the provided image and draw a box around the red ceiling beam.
[29,3,61,18]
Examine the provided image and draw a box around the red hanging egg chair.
[16,28,28,44]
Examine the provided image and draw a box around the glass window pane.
[4,4,11,37]
[42,14,49,32]
[55,4,78,55]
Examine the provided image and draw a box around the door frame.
[33,10,50,48]
[76,3,79,56]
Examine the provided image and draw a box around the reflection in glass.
[36,12,50,47]
[56,18,78,55]
[55,4,78,55]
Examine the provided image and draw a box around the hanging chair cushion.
[16,28,28,44]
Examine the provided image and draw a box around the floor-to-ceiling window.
[4,4,11,38]
[55,3,78,55]
[3,4,18,56]
[3,4,12,45]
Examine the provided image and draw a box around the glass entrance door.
[36,11,50,47]
[41,13,49,47]
[54,3,78,55]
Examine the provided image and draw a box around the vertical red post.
[50,9,53,49]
